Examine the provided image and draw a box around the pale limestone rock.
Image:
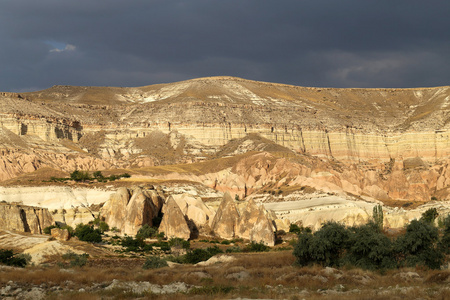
[172,194,214,228]
[51,228,70,241]
[237,199,260,240]
[158,196,191,240]
[101,187,160,236]
[123,188,157,236]
[211,192,240,239]
[249,206,275,246]
[101,187,130,231]
[0,203,53,234]
[274,218,290,232]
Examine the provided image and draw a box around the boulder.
[158,196,191,240]
[211,192,240,239]
[237,199,261,240]
[51,228,70,241]
[101,187,130,231]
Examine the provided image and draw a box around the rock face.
[158,196,191,240]
[51,228,70,241]
[211,193,240,239]
[0,203,53,234]
[172,193,214,234]
[101,187,162,236]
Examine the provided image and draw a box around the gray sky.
[1,0,449,92]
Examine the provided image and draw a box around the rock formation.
[158,196,191,240]
[237,199,275,246]
[210,193,240,239]
[101,186,161,236]
[0,203,53,234]
[51,228,70,241]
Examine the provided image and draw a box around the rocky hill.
[0,76,450,232]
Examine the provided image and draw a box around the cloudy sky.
[1,0,449,92]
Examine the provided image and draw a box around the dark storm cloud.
[0,0,449,92]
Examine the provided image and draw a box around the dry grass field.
[1,247,449,299]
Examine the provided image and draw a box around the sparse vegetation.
[61,251,89,268]
[74,224,102,243]
[142,256,168,269]
[0,249,30,268]
[48,170,132,183]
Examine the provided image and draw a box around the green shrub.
[439,214,450,254]
[372,204,384,231]
[244,241,270,252]
[289,224,302,234]
[74,224,102,243]
[220,240,231,245]
[142,256,168,269]
[136,224,161,240]
[420,208,439,224]
[395,220,444,269]
[344,223,396,270]
[225,246,242,253]
[61,251,89,267]
[168,237,190,249]
[293,221,350,267]
[0,249,28,268]
[70,170,92,182]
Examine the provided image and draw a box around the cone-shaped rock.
[249,206,275,246]
[158,196,191,240]
[237,198,260,240]
[101,187,130,231]
[123,188,157,236]
[211,192,240,239]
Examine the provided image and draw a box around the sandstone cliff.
[0,203,53,234]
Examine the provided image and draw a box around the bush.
[121,236,153,252]
[168,238,190,249]
[70,170,91,182]
[61,251,89,267]
[395,220,444,269]
[0,249,29,268]
[420,208,439,224]
[293,221,350,267]
[74,224,102,243]
[225,246,242,253]
[142,256,168,269]
[244,241,270,252]
[136,224,162,240]
[439,214,450,254]
[344,223,396,270]
[289,224,303,234]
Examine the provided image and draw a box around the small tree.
[420,208,439,224]
[372,204,384,231]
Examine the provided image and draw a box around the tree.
[74,224,102,243]
[394,220,444,269]
[420,208,439,224]
[372,204,384,231]
[345,224,396,270]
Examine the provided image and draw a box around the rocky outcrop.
[101,186,162,236]
[210,193,240,239]
[51,228,70,241]
[237,199,275,246]
[172,193,214,234]
[158,196,191,240]
[0,203,53,234]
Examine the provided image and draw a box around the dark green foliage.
[70,170,91,182]
[44,224,73,235]
[168,237,190,249]
[289,223,302,234]
[439,214,450,254]
[61,251,89,267]
[172,245,223,264]
[420,208,439,224]
[220,240,231,245]
[0,249,28,268]
[344,224,396,270]
[74,224,102,243]
[244,241,270,252]
[135,224,163,240]
[142,256,168,269]
[120,236,153,252]
[395,220,444,269]
[225,246,242,253]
